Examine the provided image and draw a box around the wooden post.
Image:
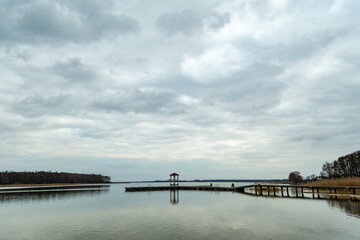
[273,186,276,196]
[267,186,270,196]
[286,186,289,197]
[317,187,320,199]
[312,187,315,199]
[260,185,263,195]
[295,187,298,198]
[301,187,304,198]
[281,186,284,197]
[353,188,356,201]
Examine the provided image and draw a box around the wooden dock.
[125,184,360,200]
[125,185,253,193]
[251,184,360,200]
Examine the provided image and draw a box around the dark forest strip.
[0,171,111,184]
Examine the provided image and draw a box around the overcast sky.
[0,0,359,181]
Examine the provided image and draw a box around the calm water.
[1,183,360,240]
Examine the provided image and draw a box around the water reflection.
[243,190,360,219]
[327,199,360,219]
[1,184,360,240]
[0,187,109,204]
[0,184,110,192]
[170,190,179,204]
[164,186,360,220]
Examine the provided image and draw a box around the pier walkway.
[125,184,360,200]
[125,185,252,192]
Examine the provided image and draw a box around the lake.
[1,183,360,240]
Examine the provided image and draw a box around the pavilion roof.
[170,173,179,176]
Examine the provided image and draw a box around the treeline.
[321,150,360,178]
[288,150,360,183]
[0,171,111,184]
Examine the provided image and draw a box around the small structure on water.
[170,173,179,188]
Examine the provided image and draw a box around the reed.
[304,177,360,187]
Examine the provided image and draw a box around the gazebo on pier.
[170,173,179,188]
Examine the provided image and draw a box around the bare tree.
[320,150,360,178]
[288,171,303,184]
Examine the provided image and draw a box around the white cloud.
[182,45,253,83]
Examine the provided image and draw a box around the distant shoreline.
[0,182,129,188]
[0,180,289,188]
[125,179,288,183]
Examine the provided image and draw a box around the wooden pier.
[125,184,360,200]
[125,185,252,193]
[251,184,360,200]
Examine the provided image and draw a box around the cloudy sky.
[0,0,359,181]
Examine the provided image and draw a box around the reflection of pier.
[170,190,179,204]
[126,184,360,201]
[327,199,360,218]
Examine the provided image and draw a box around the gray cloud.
[93,88,186,114]
[63,0,140,34]
[12,94,74,118]
[207,12,230,30]
[18,2,84,41]
[155,10,203,35]
[52,58,97,83]
[0,0,140,44]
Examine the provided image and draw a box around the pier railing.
[250,184,360,200]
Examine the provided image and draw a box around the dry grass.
[304,177,360,187]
